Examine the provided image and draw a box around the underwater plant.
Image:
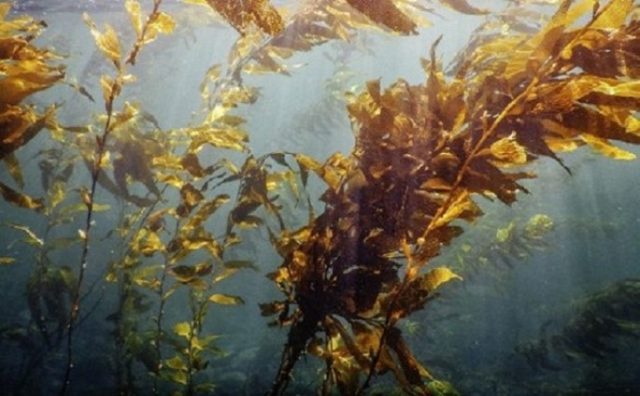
[520,278,640,367]
[511,278,640,394]
[57,2,176,394]
[0,0,639,395]
[0,2,63,209]
[255,1,640,394]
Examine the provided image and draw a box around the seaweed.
[256,1,640,394]
[0,0,639,395]
[520,278,640,368]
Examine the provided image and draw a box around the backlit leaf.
[213,268,237,283]
[208,294,244,305]
[8,223,44,247]
[592,80,640,99]
[138,230,165,257]
[165,355,187,371]
[0,64,64,105]
[132,265,162,289]
[188,127,248,153]
[206,0,284,35]
[345,0,417,34]
[0,181,44,212]
[125,0,143,37]
[1,106,58,159]
[433,190,482,228]
[490,133,528,165]
[174,322,191,338]
[496,221,516,243]
[421,267,462,293]
[525,214,554,240]
[145,11,176,42]
[184,194,230,230]
[581,134,636,160]
[83,13,121,64]
[439,0,488,15]
[0,257,16,265]
[590,0,632,30]
[165,369,187,385]
[100,75,115,104]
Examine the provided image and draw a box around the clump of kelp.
[441,213,555,288]
[509,278,640,394]
[520,278,640,369]
[260,1,640,395]
[0,0,640,395]
[0,2,63,203]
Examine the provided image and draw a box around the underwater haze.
[1,0,640,395]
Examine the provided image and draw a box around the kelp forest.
[1,0,640,394]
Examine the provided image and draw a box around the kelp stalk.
[59,56,121,396]
[59,2,172,393]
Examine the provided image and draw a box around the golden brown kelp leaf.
[187,126,249,153]
[124,0,175,64]
[83,13,122,65]
[0,180,44,211]
[208,293,244,305]
[0,4,63,160]
[345,0,417,34]
[0,4,64,105]
[439,0,487,15]
[0,60,64,105]
[206,0,284,36]
[0,105,56,160]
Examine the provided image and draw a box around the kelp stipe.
[57,1,175,394]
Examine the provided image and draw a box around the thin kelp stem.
[152,216,180,396]
[269,314,320,396]
[151,257,170,396]
[58,95,116,396]
[58,2,169,393]
[126,0,162,66]
[111,193,165,394]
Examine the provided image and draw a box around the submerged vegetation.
[1,0,639,395]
